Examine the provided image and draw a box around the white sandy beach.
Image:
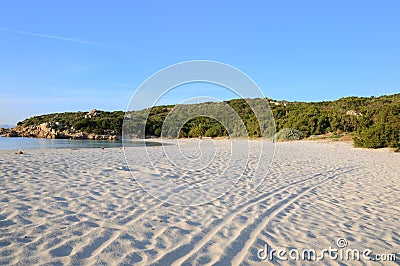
[0,140,399,265]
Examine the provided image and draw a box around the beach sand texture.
[0,140,399,265]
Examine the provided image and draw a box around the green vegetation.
[352,103,400,148]
[136,100,267,138]
[270,94,399,148]
[275,128,305,141]
[14,93,400,149]
[17,110,124,135]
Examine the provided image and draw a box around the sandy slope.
[0,141,399,265]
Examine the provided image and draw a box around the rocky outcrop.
[84,109,100,119]
[0,122,120,140]
[346,110,362,117]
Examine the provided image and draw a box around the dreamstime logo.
[257,238,397,262]
[122,61,276,206]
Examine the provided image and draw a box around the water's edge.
[0,136,163,150]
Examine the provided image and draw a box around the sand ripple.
[0,141,399,265]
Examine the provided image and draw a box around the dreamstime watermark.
[257,238,396,262]
[122,60,276,206]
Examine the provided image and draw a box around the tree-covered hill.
[3,93,399,149]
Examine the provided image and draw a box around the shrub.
[353,103,400,148]
[275,128,305,141]
[188,125,205,138]
[204,125,225,137]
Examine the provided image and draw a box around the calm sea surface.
[0,136,162,150]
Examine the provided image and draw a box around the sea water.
[0,136,162,150]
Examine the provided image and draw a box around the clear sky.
[0,1,399,125]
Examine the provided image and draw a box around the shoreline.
[2,137,398,155]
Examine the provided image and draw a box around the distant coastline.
[0,124,14,129]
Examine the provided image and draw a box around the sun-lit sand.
[0,140,399,265]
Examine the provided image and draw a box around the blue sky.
[0,1,399,125]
